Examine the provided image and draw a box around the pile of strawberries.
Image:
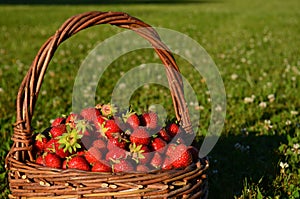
[33,103,199,173]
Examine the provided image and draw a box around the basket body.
[5,11,209,198]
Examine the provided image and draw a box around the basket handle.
[10,11,193,162]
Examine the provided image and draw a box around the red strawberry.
[107,138,127,151]
[75,119,95,137]
[33,133,48,152]
[66,113,83,129]
[113,159,134,173]
[166,123,181,137]
[150,152,163,169]
[123,111,140,129]
[162,156,173,170]
[140,112,158,129]
[44,153,62,169]
[80,134,93,149]
[139,145,152,164]
[50,124,67,138]
[105,148,127,161]
[101,103,117,118]
[130,127,150,145]
[170,144,193,169]
[62,159,68,169]
[77,150,86,156]
[85,147,103,164]
[165,143,178,157]
[45,139,70,159]
[157,129,171,143]
[103,119,121,139]
[68,155,90,171]
[151,137,167,153]
[136,164,150,173]
[92,139,107,151]
[92,160,112,172]
[80,107,101,122]
[35,155,45,166]
[94,115,107,130]
[51,116,66,127]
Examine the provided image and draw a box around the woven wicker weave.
[5,11,209,199]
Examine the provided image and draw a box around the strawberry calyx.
[58,128,83,153]
[101,103,118,118]
[129,143,145,163]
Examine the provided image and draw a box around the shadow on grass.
[0,0,220,5]
[202,133,284,198]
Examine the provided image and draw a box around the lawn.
[0,0,299,198]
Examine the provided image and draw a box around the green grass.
[0,0,299,198]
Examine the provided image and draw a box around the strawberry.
[150,152,163,169]
[80,134,93,149]
[170,144,193,169]
[51,116,66,127]
[92,160,112,172]
[85,147,103,164]
[94,115,107,130]
[123,111,140,129]
[139,145,152,164]
[151,137,167,153]
[165,143,178,157]
[101,103,117,118]
[35,155,45,166]
[77,150,86,156]
[136,164,150,173]
[162,156,173,170]
[105,148,127,161]
[113,159,134,173]
[157,129,171,143]
[166,123,181,137]
[130,127,150,145]
[50,124,67,138]
[80,107,101,123]
[66,113,83,129]
[62,159,68,169]
[45,139,70,159]
[68,155,90,171]
[92,139,107,151]
[44,153,62,169]
[140,112,158,129]
[75,119,95,137]
[33,133,48,152]
[103,119,122,139]
[107,138,127,151]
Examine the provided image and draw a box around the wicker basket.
[5,11,209,199]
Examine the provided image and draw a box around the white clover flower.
[292,144,300,155]
[231,73,238,80]
[195,105,205,111]
[293,143,299,150]
[241,57,246,63]
[259,101,267,108]
[268,94,275,103]
[279,162,289,169]
[285,120,291,125]
[244,96,255,104]
[0,88,4,93]
[264,120,273,129]
[291,110,299,115]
